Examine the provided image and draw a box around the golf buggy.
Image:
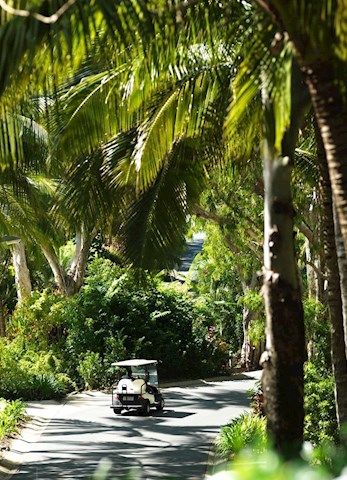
[110,359,164,415]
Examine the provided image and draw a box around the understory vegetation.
[1,0,347,475]
[0,257,233,399]
[0,399,26,443]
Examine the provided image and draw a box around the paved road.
[8,374,259,480]
[178,232,205,273]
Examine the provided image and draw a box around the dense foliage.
[0,258,232,399]
[0,0,347,470]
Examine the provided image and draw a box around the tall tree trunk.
[240,273,258,370]
[41,244,68,295]
[66,228,95,295]
[302,61,347,254]
[261,64,307,457]
[12,241,32,304]
[254,0,347,258]
[241,306,253,370]
[0,304,6,336]
[316,125,347,426]
[334,211,347,356]
[305,239,317,298]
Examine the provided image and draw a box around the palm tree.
[253,1,347,253]
[2,0,346,452]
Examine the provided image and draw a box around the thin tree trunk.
[305,239,317,298]
[241,306,253,370]
[68,231,82,275]
[240,273,258,370]
[0,304,6,336]
[66,228,96,295]
[261,64,307,457]
[316,124,347,426]
[12,241,32,304]
[41,244,68,295]
[334,211,347,357]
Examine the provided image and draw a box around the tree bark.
[261,140,306,457]
[254,0,347,260]
[240,274,258,370]
[241,306,253,369]
[0,305,6,336]
[334,210,347,356]
[316,125,347,426]
[261,64,307,458]
[41,244,68,295]
[302,61,347,255]
[11,241,32,304]
[66,228,95,295]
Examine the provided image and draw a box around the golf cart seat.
[132,378,146,394]
[117,378,133,393]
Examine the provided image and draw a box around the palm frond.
[120,138,206,270]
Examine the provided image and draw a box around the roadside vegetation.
[0,399,26,444]
[0,0,347,478]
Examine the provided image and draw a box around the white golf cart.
[110,359,164,415]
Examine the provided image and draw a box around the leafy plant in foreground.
[0,399,26,441]
[216,413,267,458]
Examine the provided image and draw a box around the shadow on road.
[14,381,253,479]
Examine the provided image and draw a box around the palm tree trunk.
[261,139,306,457]
[304,61,347,254]
[334,211,347,355]
[11,240,32,304]
[316,125,347,426]
[261,64,307,457]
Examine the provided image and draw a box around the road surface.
[6,374,259,480]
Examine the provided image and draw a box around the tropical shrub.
[8,290,77,349]
[216,413,267,458]
[64,259,228,384]
[208,447,346,480]
[0,399,26,441]
[0,338,72,400]
[77,351,104,389]
[304,362,338,445]
[304,298,330,368]
[2,258,230,396]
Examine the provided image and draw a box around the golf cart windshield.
[132,364,158,386]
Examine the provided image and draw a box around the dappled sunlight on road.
[12,377,258,479]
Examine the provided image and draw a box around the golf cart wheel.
[113,408,122,414]
[156,397,164,411]
[142,400,151,416]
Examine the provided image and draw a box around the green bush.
[0,338,73,400]
[64,259,228,384]
[216,413,267,458]
[77,351,104,389]
[208,448,343,480]
[8,290,76,348]
[304,362,338,445]
[0,399,26,441]
[304,298,330,367]
[2,259,230,396]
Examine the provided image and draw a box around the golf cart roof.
[112,359,157,367]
